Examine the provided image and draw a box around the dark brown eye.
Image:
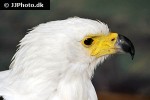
[84,38,93,45]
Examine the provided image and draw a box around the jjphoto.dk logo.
[0,0,50,10]
[4,2,44,8]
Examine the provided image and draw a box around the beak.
[116,34,135,60]
[83,33,135,59]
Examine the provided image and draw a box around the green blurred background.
[0,0,150,99]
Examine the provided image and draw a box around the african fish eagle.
[0,17,135,100]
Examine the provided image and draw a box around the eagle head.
[7,17,135,100]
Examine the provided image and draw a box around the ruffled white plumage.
[0,17,109,100]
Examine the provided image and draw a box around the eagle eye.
[84,38,93,45]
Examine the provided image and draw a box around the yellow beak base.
[81,33,119,57]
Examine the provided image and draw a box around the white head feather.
[1,17,110,100]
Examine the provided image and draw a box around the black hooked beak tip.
[117,34,135,60]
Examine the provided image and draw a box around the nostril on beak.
[111,38,115,41]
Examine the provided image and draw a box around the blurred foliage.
[0,0,150,95]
